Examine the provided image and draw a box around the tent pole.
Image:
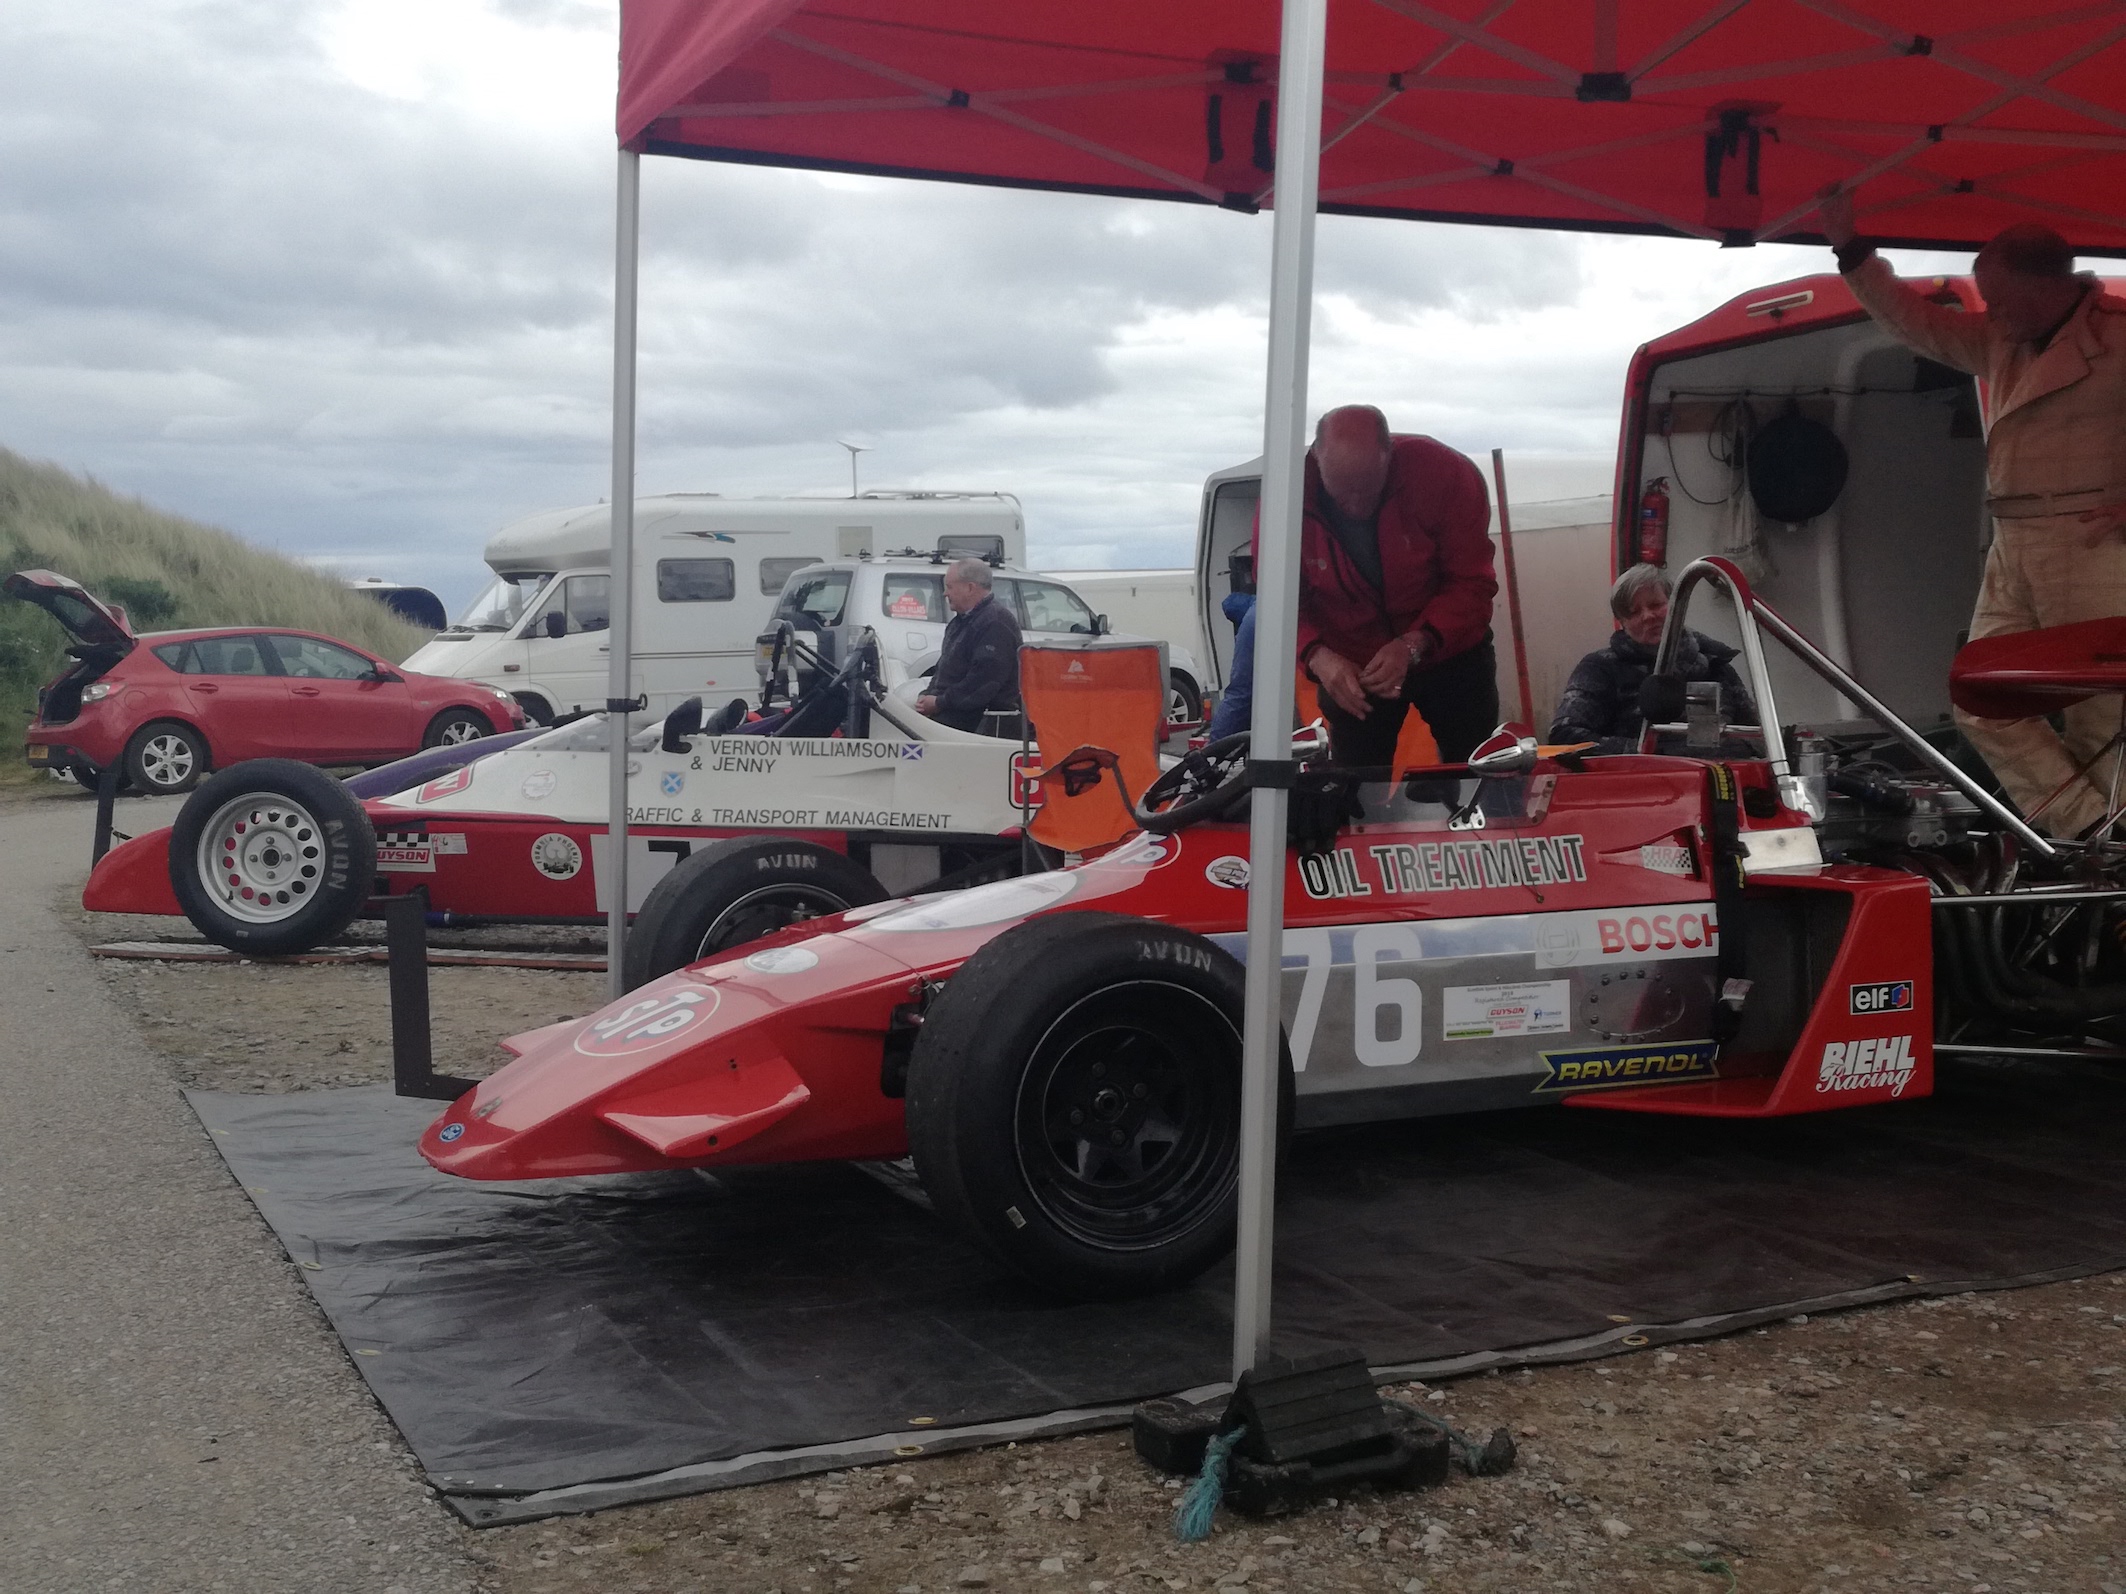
[1234,0,1329,1382]
[606,148,641,1001]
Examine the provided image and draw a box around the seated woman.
[1549,564,1756,754]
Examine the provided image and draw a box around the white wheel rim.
[438,718,485,745]
[141,734,197,787]
[1167,688,1191,724]
[196,794,327,924]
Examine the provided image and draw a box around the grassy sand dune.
[0,448,425,768]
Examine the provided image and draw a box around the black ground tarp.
[191,1055,2126,1524]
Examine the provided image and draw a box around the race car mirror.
[660,695,703,754]
[1637,672,1688,727]
[1466,724,1538,777]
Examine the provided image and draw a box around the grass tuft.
[0,447,425,781]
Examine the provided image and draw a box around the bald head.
[1974,223,2086,345]
[1312,405,1393,517]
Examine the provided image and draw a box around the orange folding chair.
[1019,637,1169,856]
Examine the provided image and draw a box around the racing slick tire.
[169,760,376,956]
[123,719,210,796]
[622,836,888,990]
[905,912,1292,1301]
[421,708,492,748]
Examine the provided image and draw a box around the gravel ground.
[25,777,2126,1591]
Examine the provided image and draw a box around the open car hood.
[3,569,136,653]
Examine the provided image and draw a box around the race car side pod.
[1931,888,2126,1032]
[375,887,477,1103]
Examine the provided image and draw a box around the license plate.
[24,744,53,766]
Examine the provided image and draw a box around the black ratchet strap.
[1245,757,1298,790]
[1707,763,1751,1045]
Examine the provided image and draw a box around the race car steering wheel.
[1134,731,1254,833]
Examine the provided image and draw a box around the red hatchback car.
[9,570,525,795]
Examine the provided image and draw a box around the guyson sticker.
[1443,981,1570,1041]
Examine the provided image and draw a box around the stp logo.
[1008,752,1048,809]
[573,986,719,1057]
[1849,980,1915,1016]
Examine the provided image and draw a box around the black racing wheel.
[1133,731,1253,833]
[622,835,887,990]
[905,911,1291,1300]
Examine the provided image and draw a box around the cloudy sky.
[4,0,1957,612]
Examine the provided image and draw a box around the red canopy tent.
[621,2,2126,252]
[600,2,2126,1376]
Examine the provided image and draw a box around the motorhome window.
[266,635,375,680]
[181,635,276,676]
[528,575,611,636]
[1015,580,1098,634]
[656,558,736,603]
[779,569,851,628]
[758,556,820,595]
[457,572,549,632]
[936,533,1005,562]
[882,573,945,623]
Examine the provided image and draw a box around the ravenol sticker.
[1817,1034,1918,1097]
[1534,1040,1719,1094]
[660,770,685,796]
[1205,855,1251,890]
[437,1122,465,1143]
[1849,980,1915,1016]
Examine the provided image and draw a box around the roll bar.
[1647,555,2056,859]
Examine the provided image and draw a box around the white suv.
[771,553,1206,724]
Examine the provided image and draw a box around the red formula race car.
[418,560,2126,1300]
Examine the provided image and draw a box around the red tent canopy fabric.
[619,1,2126,254]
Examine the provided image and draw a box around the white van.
[403,491,1025,722]
[770,553,1209,723]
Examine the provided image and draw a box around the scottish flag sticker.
[661,771,686,796]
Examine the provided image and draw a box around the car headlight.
[488,686,513,701]
[79,682,115,704]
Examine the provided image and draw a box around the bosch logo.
[1849,980,1915,1016]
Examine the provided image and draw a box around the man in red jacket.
[1296,405,1498,765]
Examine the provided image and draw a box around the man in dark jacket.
[917,558,1021,732]
[1549,564,1756,753]
[1294,406,1499,765]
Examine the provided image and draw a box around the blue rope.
[1173,1429,1242,1542]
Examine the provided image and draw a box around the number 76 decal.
[1282,925,1426,1072]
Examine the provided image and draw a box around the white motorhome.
[403,491,1025,722]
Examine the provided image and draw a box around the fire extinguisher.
[1637,477,1671,566]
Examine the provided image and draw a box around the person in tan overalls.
[1823,189,2126,837]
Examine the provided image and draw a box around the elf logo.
[1849,980,1914,1016]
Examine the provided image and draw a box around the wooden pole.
[1490,448,1535,728]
